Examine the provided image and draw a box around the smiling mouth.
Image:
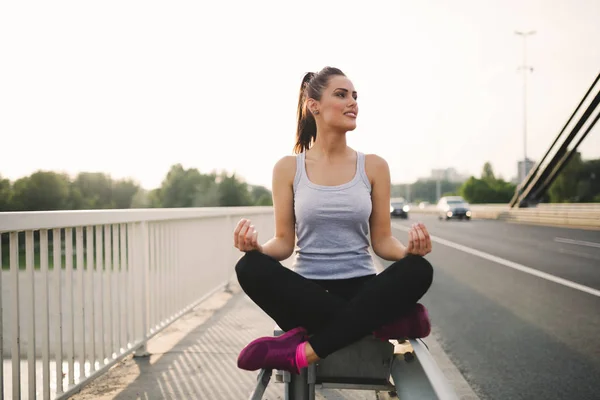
[344,112,357,118]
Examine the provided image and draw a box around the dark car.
[390,198,410,219]
[436,196,472,220]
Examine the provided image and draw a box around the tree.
[548,152,585,203]
[10,171,71,211]
[131,189,151,208]
[158,164,222,207]
[460,177,492,203]
[71,172,114,209]
[481,162,496,182]
[193,182,220,207]
[1,163,283,211]
[218,172,252,206]
[580,159,600,202]
[459,162,516,203]
[249,185,273,206]
[0,175,11,211]
[112,179,140,209]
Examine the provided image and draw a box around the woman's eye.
[336,92,345,97]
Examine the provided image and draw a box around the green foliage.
[113,179,141,208]
[457,157,600,204]
[159,164,209,208]
[11,171,71,211]
[481,162,495,181]
[547,152,600,203]
[0,175,12,211]
[393,162,541,205]
[71,172,114,209]
[458,162,516,203]
[5,155,599,211]
[249,185,273,206]
[1,164,272,211]
[217,172,253,206]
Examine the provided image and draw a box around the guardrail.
[408,203,600,228]
[0,207,275,399]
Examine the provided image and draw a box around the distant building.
[516,158,536,184]
[430,167,467,183]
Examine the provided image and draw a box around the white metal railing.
[0,207,275,399]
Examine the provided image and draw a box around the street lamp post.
[515,30,536,185]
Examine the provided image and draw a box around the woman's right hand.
[233,218,263,253]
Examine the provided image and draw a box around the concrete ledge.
[409,205,600,229]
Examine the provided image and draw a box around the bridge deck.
[70,279,382,400]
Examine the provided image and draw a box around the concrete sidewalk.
[70,279,382,399]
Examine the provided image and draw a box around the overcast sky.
[1,0,599,190]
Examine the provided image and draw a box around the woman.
[233,66,434,375]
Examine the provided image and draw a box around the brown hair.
[293,67,346,154]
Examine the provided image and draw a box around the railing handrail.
[0,206,273,233]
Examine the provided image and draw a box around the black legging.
[235,250,433,359]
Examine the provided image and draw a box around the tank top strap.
[356,151,372,191]
[293,151,306,192]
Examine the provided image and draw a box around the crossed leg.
[235,250,433,359]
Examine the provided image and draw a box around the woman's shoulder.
[364,153,389,170]
[272,155,298,184]
[363,153,390,184]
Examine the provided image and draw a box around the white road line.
[554,237,600,249]
[558,247,600,262]
[392,222,600,298]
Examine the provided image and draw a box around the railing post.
[134,221,150,357]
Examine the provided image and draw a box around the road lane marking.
[554,237,600,249]
[558,247,600,262]
[392,222,600,298]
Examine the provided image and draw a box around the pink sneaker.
[237,327,308,374]
[374,303,431,340]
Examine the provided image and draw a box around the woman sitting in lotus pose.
[233,66,434,374]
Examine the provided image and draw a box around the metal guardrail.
[391,339,459,400]
[409,203,600,228]
[0,207,275,399]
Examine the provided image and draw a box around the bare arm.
[245,156,296,261]
[366,154,432,261]
[366,155,407,261]
[258,156,297,260]
[233,156,297,260]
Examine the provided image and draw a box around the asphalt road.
[378,215,600,400]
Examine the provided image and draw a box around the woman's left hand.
[406,222,432,256]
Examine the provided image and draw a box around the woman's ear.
[306,98,320,115]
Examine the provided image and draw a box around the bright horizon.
[1,0,599,191]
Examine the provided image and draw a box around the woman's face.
[313,75,358,132]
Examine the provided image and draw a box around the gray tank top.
[292,150,377,279]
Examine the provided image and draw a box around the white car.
[437,196,472,221]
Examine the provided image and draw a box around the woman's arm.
[257,156,297,261]
[366,155,431,261]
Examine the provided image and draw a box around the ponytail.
[294,72,317,154]
[293,67,346,154]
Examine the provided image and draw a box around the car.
[390,198,410,219]
[436,196,472,221]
